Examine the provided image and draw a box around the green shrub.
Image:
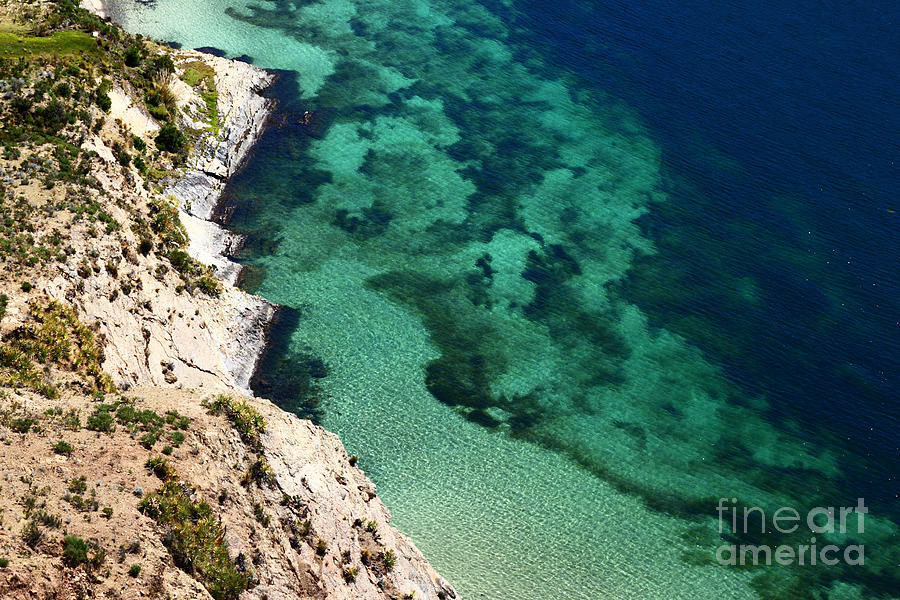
[206,396,265,450]
[33,510,62,529]
[52,440,73,455]
[242,455,274,487]
[96,90,112,112]
[299,519,311,537]
[145,455,174,480]
[382,548,396,571]
[167,249,192,273]
[155,123,185,153]
[124,46,142,67]
[129,563,142,577]
[68,476,88,494]
[195,273,221,297]
[23,521,43,548]
[62,535,92,567]
[149,55,175,76]
[165,410,191,430]
[64,537,91,566]
[87,408,115,432]
[149,197,187,248]
[11,417,35,433]
[138,238,153,256]
[148,104,169,120]
[64,492,99,513]
[0,558,8,568]
[252,502,269,527]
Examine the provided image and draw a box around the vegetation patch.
[0,300,114,397]
[62,534,105,572]
[147,197,221,296]
[85,399,189,450]
[139,476,251,600]
[206,395,265,450]
[0,30,99,59]
[52,440,73,455]
[181,60,219,132]
[145,455,175,480]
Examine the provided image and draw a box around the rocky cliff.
[0,2,457,598]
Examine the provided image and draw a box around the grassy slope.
[0,30,99,58]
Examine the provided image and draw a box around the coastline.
[80,0,280,392]
[65,2,459,598]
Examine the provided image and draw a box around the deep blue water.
[107,0,900,596]
[520,0,900,500]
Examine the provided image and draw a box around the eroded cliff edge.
[0,2,456,598]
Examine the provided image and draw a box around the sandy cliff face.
[0,387,456,600]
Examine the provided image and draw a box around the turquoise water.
[108,1,899,598]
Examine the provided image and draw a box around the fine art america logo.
[715,498,867,566]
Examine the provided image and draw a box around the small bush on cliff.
[166,410,191,429]
[52,440,73,456]
[241,455,275,487]
[155,123,185,153]
[95,83,112,113]
[146,456,175,480]
[195,272,222,297]
[124,46,142,68]
[62,535,105,571]
[206,395,266,450]
[382,548,397,571]
[22,521,43,548]
[86,406,115,432]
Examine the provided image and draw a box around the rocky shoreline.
[154,51,459,598]
[0,2,457,598]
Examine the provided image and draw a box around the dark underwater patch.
[250,306,327,422]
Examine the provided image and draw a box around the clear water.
[108,1,899,598]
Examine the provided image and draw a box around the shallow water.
[109,0,899,598]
